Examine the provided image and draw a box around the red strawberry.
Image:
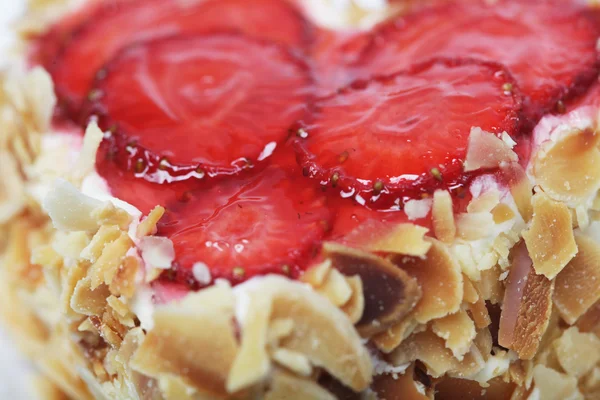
[358,0,600,121]
[565,78,600,113]
[50,0,312,116]
[294,58,522,203]
[91,33,312,181]
[158,167,331,282]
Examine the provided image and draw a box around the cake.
[1,0,600,398]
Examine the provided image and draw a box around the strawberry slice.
[50,0,311,115]
[294,58,521,202]
[358,0,600,121]
[158,167,331,282]
[90,33,312,181]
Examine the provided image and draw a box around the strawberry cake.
[2,0,600,398]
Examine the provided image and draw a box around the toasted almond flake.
[145,267,162,283]
[389,330,485,378]
[324,242,421,337]
[371,364,430,400]
[316,268,353,307]
[139,236,174,270]
[227,293,271,392]
[300,259,332,287]
[532,365,582,400]
[463,276,479,304]
[477,266,504,304]
[467,297,492,329]
[456,212,495,240]
[492,203,516,224]
[264,370,336,400]
[553,234,600,324]
[106,295,130,318]
[372,317,420,353]
[132,284,238,396]
[367,223,431,256]
[109,255,139,298]
[61,261,89,319]
[43,178,104,232]
[272,348,312,377]
[553,327,600,378]
[340,275,365,324]
[70,121,104,185]
[432,189,456,244]
[80,225,121,263]
[157,375,215,400]
[89,232,133,289]
[467,189,500,213]
[70,278,110,317]
[267,318,295,347]
[0,151,26,223]
[136,206,165,238]
[4,67,56,132]
[499,243,554,359]
[501,163,533,222]
[463,127,518,172]
[533,128,600,205]
[256,276,372,391]
[404,198,433,221]
[431,310,477,361]
[77,318,97,333]
[31,244,63,269]
[51,231,90,261]
[392,239,462,324]
[522,192,577,279]
[436,376,516,400]
[90,202,132,231]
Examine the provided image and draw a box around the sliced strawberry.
[311,28,372,97]
[158,167,331,282]
[358,0,600,121]
[91,33,312,181]
[294,58,521,203]
[565,78,600,113]
[51,0,311,115]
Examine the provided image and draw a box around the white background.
[0,1,41,399]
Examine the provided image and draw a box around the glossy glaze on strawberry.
[90,33,312,182]
[358,0,600,122]
[47,0,311,117]
[35,0,600,286]
[295,58,522,204]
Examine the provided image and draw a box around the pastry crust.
[2,1,600,399]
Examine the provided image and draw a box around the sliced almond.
[522,191,577,279]
[391,239,463,324]
[491,202,516,224]
[300,259,331,288]
[553,234,600,324]
[271,348,312,377]
[501,163,533,222]
[456,212,495,240]
[264,370,335,400]
[389,330,485,378]
[435,376,516,400]
[89,232,133,289]
[463,127,518,172]
[340,275,365,324]
[467,297,492,330]
[250,276,373,391]
[315,268,353,307]
[227,293,271,392]
[533,127,600,204]
[467,189,500,213]
[80,225,122,263]
[372,316,420,354]
[577,300,600,336]
[499,242,554,359]
[70,121,104,185]
[432,189,456,244]
[532,365,582,400]
[109,255,139,299]
[131,284,238,396]
[553,327,600,378]
[323,242,421,337]
[477,266,504,305]
[137,206,165,238]
[90,202,132,231]
[431,310,477,361]
[371,364,431,400]
[43,179,103,232]
[366,223,431,256]
[70,278,110,317]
